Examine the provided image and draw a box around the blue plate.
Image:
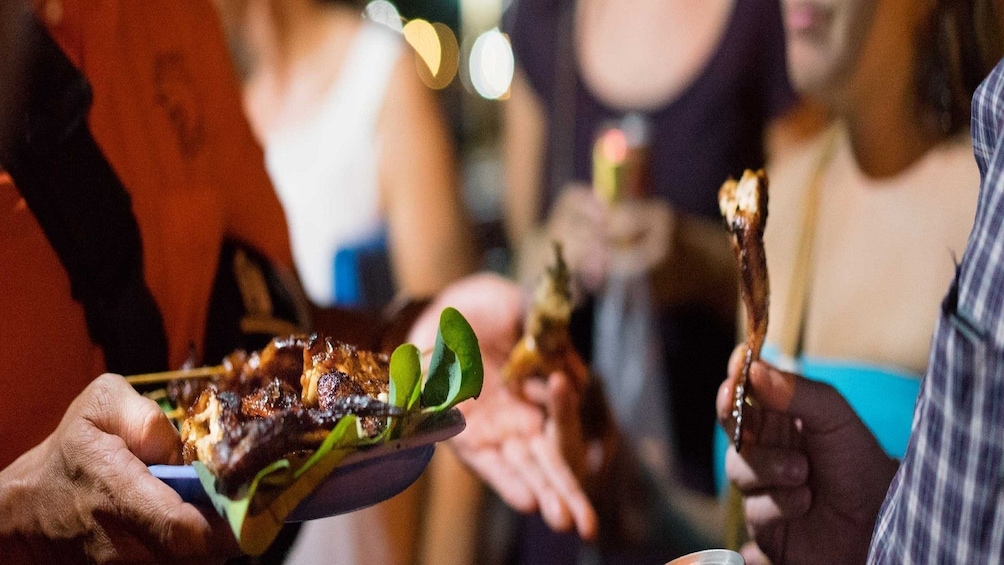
[151,408,465,521]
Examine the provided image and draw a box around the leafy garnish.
[389,343,422,411]
[193,307,483,555]
[420,307,483,411]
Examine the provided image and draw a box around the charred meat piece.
[181,386,242,467]
[719,169,770,451]
[216,350,262,396]
[257,335,311,387]
[317,371,368,406]
[317,372,388,438]
[200,395,402,496]
[301,336,389,407]
[181,334,401,495]
[241,378,300,419]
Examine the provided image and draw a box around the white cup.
[665,549,745,565]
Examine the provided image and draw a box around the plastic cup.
[665,549,745,565]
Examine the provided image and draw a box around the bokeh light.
[364,0,404,33]
[404,19,441,75]
[403,19,459,90]
[429,23,459,90]
[600,129,628,164]
[468,28,513,100]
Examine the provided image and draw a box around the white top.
[266,22,403,306]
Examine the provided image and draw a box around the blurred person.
[492,0,799,561]
[218,0,476,311]
[718,0,989,476]
[213,1,477,563]
[0,0,590,561]
[718,60,1004,556]
[716,0,1004,562]
[0,0,292,560]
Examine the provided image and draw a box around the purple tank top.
[507,0,795,220]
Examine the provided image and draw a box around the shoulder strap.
[776,125,841,357]
[326,22,402,131]
[0,10,168,375]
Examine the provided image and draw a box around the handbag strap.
[0,11,169,375]
[776,125,842,358]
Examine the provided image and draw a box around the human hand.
[717,346,898,564]
[605,196,673,277]
[407,273,598,540]
[0,374,238,564]
[543,185,609,291]
[453,372,597,540]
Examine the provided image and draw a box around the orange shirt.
[0,0,292,467]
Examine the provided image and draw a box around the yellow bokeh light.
[429,22,459,90]
[403,19,441,76]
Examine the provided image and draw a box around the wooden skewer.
[128,344,433,387]
[163,407,187,421]
[125,365,226,386]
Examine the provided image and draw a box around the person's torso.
[764,124,979,375]
[0,0,290,466]
[264,22,402,306]
[510,0,791,219]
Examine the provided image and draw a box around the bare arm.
[503,69,548,251]
[377,55,477,300]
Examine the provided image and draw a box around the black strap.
[0,10,168,375]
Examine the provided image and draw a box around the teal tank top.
[714,344,922,493]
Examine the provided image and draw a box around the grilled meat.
[180,334,398,495]
[302,336,389,407]
[719,169,770,451]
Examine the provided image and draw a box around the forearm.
[650,212,738,324]
[0,482,35,561]
[0,443,55,563]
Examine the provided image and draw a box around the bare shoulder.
[764,127,838,246]
[919,134,980,232]
[940,135,981,249]
[378,39,442,137]
[324,4,366,34]
[926,134,980,187]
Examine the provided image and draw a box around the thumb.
[747,361,857,435]
[83,374,185,465]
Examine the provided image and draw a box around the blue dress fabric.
[713,345,923,494]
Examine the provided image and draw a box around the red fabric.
[0,0,292,467]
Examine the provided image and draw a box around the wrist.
[0,446,46,560]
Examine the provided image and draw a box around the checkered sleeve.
[868,58,1004,563]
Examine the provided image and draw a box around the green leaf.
[420,307,483,412]
[389,344,422,411]
[193,415,364,555]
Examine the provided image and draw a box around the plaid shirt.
[869,59,1004,562]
